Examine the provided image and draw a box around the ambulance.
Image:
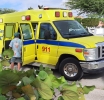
[0,7,104,81]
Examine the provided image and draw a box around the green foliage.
[87,13,100,18]
[60,83,79,100]
[22,76,33,86]
[0,95,7,100]
[1,60,10,66]
[0,8,16,14]
[2,49,14,59]
[0,63,2,71]
[82,18,99,27]
[75,18,82,24]
[0,70,20,88]
[82,85,95,94]
[0,68,95,100]
[65,0,104,17]
[0,49,14,70]
[0,49,95,100]
[38,71,48,80]
[39,64,53,74]
[22,85,36,100]
[62,90,79,100]
[32,77,53,99]
[0,70,19,94]
[25,69,36,77]
[16,97,25,100]
[75,17,104,27]
[49,74,67,88]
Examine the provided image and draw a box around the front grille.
[98,46,100,58]
[102,46,104,57]
[96,42,104,59]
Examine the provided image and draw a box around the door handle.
[37,45,38,49]
[24,47,26,52]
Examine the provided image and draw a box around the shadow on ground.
[81,72,104,80]
[22,65,104,82]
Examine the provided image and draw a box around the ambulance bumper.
[80,59,104,73]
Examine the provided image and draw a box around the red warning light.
[55,11,60,17]
[68,12,73,17]
[26,15,31,20]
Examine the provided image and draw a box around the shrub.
[0,49,95,100]
[82,18,99,27]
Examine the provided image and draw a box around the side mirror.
[44,31,57,40]
[51,33,57,40]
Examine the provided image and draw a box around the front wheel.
[59,58,83,81]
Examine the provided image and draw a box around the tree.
[64,0,104,17]
[0,8,16,14]
[87,13,100,18]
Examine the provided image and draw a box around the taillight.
[68,12,73,17]
[55,11,60,17]
[26,15,31,20]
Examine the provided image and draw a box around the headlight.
[83,49,96,61]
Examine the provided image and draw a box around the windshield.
[53,20,93,38]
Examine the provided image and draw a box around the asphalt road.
[80,73,104,100]
[22,65,104,100]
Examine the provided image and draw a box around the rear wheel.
[59,58,83,81]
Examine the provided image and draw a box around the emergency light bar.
[55,11,73,17]
[68,12,73,17]
[43,7,68,10]
[43,7,49,10]
[22,15,31,21]
[55,11,60,17]
[63,12,67,17]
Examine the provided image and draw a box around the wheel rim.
[63,63,78,77]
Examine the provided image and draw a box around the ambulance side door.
[36,22,58,65]
[19,22,36,65]
[4,23,18,50]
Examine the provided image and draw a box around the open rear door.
[18,22,36,65]
[4,23,18,50]
[0,24,4,55]
[4,22,37,66]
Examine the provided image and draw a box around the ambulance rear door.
[18,22,36,65]
[0,23,4,55]
[4,23,18,50]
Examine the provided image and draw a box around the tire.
[59,58,83,81]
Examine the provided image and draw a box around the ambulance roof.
[0,8,74,23]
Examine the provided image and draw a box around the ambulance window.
[39,23,56,39]
[20,23,32,40]
[5,25,14,38]
[54,20,91,38]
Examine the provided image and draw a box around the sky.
[0,0,80,17]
